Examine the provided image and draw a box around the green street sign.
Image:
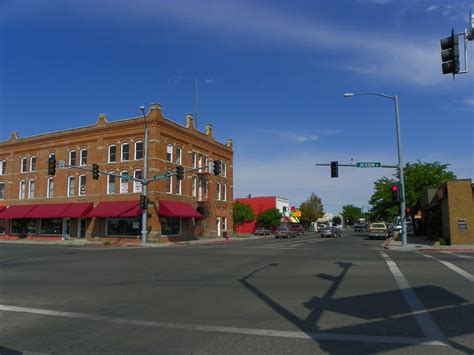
[356,162,381,168]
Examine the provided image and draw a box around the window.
[68,176,75,197]
[121,143,130,161]
[135,141,143,160]
[79,175,86,196]
[175,178,181,195]
[30,156,36,172]
[0,182,4,200]
[176,147,182,164]
[198,155,202,172]
[69,151,76,166]
[107,173,115,194]
[11,219,36,235]
[166,175,172,194]
[222,184,227,201]
[108,145,116,163]
[223,217,227,232]
[192,176,197,197]
[40,218,62,235]
[192,153,197,168]
[47,178,54,198]
[133,170,142,193]
[80,149,88,166]
[120,171,129,193]
[49,153,55,161]
[107,217,141,236]
[204,157,208,173]
[222,161,227,177]
[28,180,35,198]
[159,216,180,235]
[0,160,5,175]
[19,180,26,199]
[21,157,27,173]
[216,182,221,200]
[166,144,173,161]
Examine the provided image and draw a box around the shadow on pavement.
[238,261,473,354]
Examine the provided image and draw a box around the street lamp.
[140,106,149,244]
[344,92,407,246]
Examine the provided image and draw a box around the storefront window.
[11,219,36,234]
[160,216,180,235]
[106,218,141,236]
[40,218,63,235]
[0,219,5,234]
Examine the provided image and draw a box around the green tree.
[256,208,282,228]
[341,204,364,225]
[369,161,456,221]
[233,201,255,227]
[332,216,342,225]
[299,193,324,225]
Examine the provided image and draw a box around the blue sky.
[1,0,473,214]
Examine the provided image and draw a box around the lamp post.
[344,92,407,246]
[140,106,149,244]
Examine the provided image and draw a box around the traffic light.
[213,160,221,176]
[47,157,56,176]
[176,165,184,180]
[92,164,100,180]
[140,195,148,209]
[391,185,400,203]
[330,161,338,178]
[440,29,460,76]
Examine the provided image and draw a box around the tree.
[341,204,364,225]
[233,201,255,227]
[368,161,456,221]
[256,208,282,228]
[299,193,324,225]
[332,216,342,225]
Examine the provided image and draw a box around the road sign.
[153,173,170,180]
[59,160,65,168]
[356,162,381,168]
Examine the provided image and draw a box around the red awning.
[87,201,141,218]
[0,205,37,219]
[159,200,201,218]
[26,203,71,218]
[61,203,93,218]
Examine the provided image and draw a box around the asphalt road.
[0,232,473,354]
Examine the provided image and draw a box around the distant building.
[234,196,291,234]
[420,179,473,245]
[0,103,233,242]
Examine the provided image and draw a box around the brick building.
[0,103,233,242]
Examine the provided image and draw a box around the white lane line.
[380,251,447,342]
[0,304,448,347]
[440,251,474,260]
[418,252,474,283]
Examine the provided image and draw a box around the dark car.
[254,226,271,235]
[353,223,367,232]
[320,226,342,238]
[290,224,305,235]
[275,225,297,238]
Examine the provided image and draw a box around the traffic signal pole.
[140,106,149,244]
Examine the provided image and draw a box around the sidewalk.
[384,234,474,252]
[0,233,274,248]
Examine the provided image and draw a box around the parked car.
[275,225,297,238]
[254,226,271,235]
[290,224,305,235]
[320,226,342,238]
[353,223,367,232]
[368,222,389,239]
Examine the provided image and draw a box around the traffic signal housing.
[330,161,338,178]
[213,160,221,176]
[92,164,100,180]
[440,29,460,76]
[140,195,148,209]
[176,165,184,181]
[391,185,400,203]
[47,157,56,176]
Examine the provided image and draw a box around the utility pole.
[140,106,149,244]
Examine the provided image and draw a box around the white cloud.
[461,98,474,106]
[295,135,319,143]
[205,79,215,84]
[426,5,439,12]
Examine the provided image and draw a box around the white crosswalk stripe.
[418,252,474,283]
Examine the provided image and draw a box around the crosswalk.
[245,237,333,249]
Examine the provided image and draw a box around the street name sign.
[356,162,381,168]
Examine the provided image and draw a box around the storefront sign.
[458,219,467,231]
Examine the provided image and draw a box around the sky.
[1,0,473,214]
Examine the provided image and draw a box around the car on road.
[254,226,272,235]
[368,222,389,239]
[275,225,297,238]
[353,223,367,232]
[290,224,305,235]
[320,226,342,238]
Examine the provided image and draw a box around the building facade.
[0,103,233,242]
